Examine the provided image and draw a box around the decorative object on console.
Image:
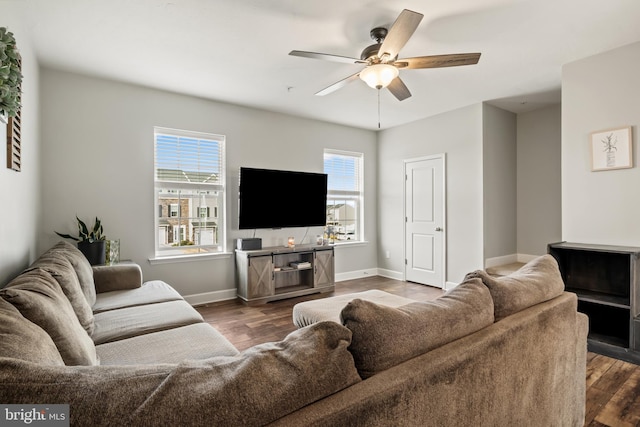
[590,126,632,171]
[55,216,107,265]
[236,238,262,251]
[106,239,120,265]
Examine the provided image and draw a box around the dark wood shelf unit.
[548,242,640,364]
[568,289,630,309]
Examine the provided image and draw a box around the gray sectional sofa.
[0,241,588,426]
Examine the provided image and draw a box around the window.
[198,207,210,218]
[323,149,363,242]
[154,127,226,257]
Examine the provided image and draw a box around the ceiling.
[6,0,640,130]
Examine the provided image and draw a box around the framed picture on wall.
[590,126,633,171]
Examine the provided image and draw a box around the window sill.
[148,252,232,265]
[330,240,369,248]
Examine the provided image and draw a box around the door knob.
[435,227,443,232]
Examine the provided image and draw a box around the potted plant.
[56,216,107,265]
[0,27,23,120]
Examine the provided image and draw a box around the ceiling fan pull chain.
[377,90,381,129]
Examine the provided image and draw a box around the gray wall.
[482,104,517,261]
[39,69,378,299]
[377,104,484,284]
[0,9,41,285]
[517,104,562,255]
[562,41,640,246]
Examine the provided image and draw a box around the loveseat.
[0,242,587,426]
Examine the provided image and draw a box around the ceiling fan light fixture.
[359,64,399,89]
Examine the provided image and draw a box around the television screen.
[239,167,328,229]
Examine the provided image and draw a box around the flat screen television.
[239,167,328,229]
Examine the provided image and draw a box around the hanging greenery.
[0,27,22,118]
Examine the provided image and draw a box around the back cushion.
[131,321,362,425]
[30,251,95,334]
[48,240,96,306]
[464,254,565,321]
[0,298,65,366]
[341,278,494,378]
[0,268,99,366]
[0,322,359,426]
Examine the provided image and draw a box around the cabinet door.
[247,256,274,298]
[314,250,334,287]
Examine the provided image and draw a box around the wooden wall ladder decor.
[6,56,22,172]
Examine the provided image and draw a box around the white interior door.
[404,155,445,288]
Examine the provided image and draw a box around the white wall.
[377,104,484,284]
[517,104,562,255]
[562,41,640,246]
[482,104,517,261]
[0,9,41,285]
[39,69,377,299]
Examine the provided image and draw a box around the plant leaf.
[55,231,79,241]
[76,216,90,239]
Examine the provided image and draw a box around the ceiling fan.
[289,9,481,101]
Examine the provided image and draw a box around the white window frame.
[323,149,364,243]
[153,127,226,259]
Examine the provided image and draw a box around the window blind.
[154,127,225,186]
[324,150,362,192]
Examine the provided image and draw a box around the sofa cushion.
[131,321,361,426]
[0,322,360,426]
[48,240,97,306]
[0,358,174,423]
[30,251,95,334]
[341,277,494,378]
[91,300,204,345]
[93,280,183,314]
[96,323,239,365]
[0,298,65,366]
[464,254,565,321]
[93,263,143,294]
[0,268,98,366]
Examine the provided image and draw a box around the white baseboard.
[335,268,379,282]
[185,288,237,306]
[485,253,541,268]
[376,268,404,281]
[484,254,518,268]
[517,253,539,263]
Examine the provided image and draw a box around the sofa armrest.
[92,263,143,293]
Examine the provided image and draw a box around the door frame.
[403,153,447,287]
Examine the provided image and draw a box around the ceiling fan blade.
[387,77,412,101]
[395,53,481,69]
[289,50,365,65]
[378,9,424,61]
[315,72,361,96]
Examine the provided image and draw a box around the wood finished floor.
[195,276,640,427]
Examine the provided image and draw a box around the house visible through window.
[323,149,363,242]
[154,127,226,256]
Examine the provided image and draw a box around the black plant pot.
[77,240,106,265]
